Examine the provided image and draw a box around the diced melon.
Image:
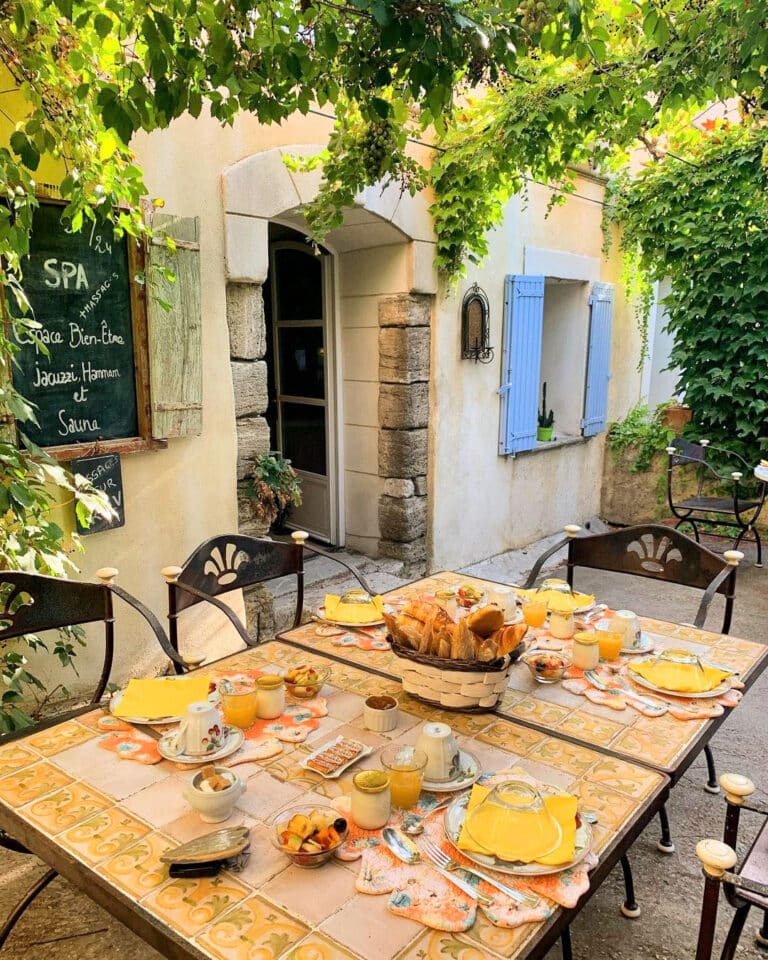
[287,814,313,839]
[282,833,303,852]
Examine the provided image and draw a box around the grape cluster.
[360,120,397,181]
[518,0,551,34]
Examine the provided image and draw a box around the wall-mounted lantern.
[461,283,494,363]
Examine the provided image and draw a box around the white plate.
[514,592,595,615]
[158,728,244,763]
[300,735,373,779]
[443,791,593,876]
[422,750,482,793]
[629,671,734,699]
[109,682,219,725]
[316,606,385,628]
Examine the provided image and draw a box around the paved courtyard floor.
[1,529,766,959]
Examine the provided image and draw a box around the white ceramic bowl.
[363,695,399,732]
[183,767,245,823]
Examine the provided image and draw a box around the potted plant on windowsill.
[537,382,555,442]
[246,452,303,532]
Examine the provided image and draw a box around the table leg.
[657,803,675,854]
[619,854,641,918]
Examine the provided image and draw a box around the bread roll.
[489,622,528,657]
[475,636,500,661]
[466,605,504,638]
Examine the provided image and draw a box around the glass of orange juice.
[380,745,427,809]
[597,630,623,662]
[522,598,547,629]
[220,679,258,729]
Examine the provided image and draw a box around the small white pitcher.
[166,701,228,757]
[415,722,460,782]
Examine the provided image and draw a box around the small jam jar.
[351,770,391,830]
[256,675,285,719]
[548,602,575,640]
[572,632,600,671]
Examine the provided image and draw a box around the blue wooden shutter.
[498,275,545,455]
[582,282,614,437]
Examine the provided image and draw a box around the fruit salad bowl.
[271,803,348,867]
[283,664,331,699]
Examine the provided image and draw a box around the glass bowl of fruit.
[283,664,331,699]
[271,803,349,867]
[521,649,570,684]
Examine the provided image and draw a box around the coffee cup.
[166,701,229,757]
[608,610,642,649]
[415,721,460,782]
[363,695,399,732]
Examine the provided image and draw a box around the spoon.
[401,795,465,835]
[381,828,493,905]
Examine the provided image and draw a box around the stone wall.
[377,294,432,567]
[226,281,271,536]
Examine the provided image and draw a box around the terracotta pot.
[661,405,692,433]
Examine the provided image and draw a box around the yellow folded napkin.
[324,593,384,623]
[628,659,732,693]
[515,588,595,613]
[457,783,578,865]
[112,675,212,720]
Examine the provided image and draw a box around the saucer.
[422,750,481,792]
[158,728,244,764]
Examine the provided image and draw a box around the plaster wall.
[429,179,643,570]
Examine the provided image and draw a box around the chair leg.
[0,868,57,950]
[720,904,751,960]
[756,909,768,948]
[619,854,641,918]
[560,926,573,960]
[754,526,763,568]
[657,804,675,853]
[704,745,720,794]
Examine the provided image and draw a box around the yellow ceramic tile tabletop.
[280,571,768,775]
[0,633,668,960]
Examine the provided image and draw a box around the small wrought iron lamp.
[461,283,493,363]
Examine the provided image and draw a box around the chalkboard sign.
[71,453,125,535]
[10,201,139,447]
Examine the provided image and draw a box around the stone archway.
[221,145,437,567]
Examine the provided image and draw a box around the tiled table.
[0,639,668,960]
[281,571,768,782]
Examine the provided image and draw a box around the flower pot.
[661,405,692,433]
[537,427,554,442]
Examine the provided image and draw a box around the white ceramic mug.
[609,610,642,649]
[489,587,517,623]
[415,721,460,782]
[166,701,228,757]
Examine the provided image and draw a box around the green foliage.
[538,381,554,428]
[608,402,673,472]
[246,452,303,527]
[609,125,768,467]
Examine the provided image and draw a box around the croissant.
[475,636,500,661]
[488,622,528,657]
[402,599,438,623]
[466,605,504,638]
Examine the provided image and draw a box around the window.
[498,274,613,456]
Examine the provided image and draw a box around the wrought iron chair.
[695,774,768,960]
[523,523,743,916]
[161,530,375,670]
[666,438,766,567]
[0,568,185,952]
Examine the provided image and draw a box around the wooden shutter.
[498,275,545,455]
[147,214,202,438]
[582,281,614,437]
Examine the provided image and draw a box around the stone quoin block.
[413,476,428,496]
[383,478,415,498]
[378,326,430,385]
[378,382,429,430]
[379,495,427,542]
[378,538,427,563]
[378,293,432,328]
[236,416,271,480]
[231,360,268,418]
[379,429,428,478]
[226,282,267,360]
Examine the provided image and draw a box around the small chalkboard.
[9,201,139,447]
[71,453,125,535]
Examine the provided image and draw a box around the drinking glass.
[521,598,547,628]
[220,678,258,729]
[597,630,623,661]
[380,745,427,809]
[464,779,562,863]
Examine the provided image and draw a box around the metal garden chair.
[160,530,375,670]
[0,568,185,951]
[695,773,768,959]
[666,438,766,567]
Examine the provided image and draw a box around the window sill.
[518,433,590,457]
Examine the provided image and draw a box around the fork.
[418,837,539,907]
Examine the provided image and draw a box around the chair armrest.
[697,840,768,898]
[720,773,768,817]
[172,581,257,649]
[692,553,742,628]
[522,525,581,590]
[108,583,188,668]
[300,542,375,596]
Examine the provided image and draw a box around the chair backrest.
[0,571,114,706]
[172,535,303,614]
[566,524,738,632]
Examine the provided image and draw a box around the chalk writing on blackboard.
[8,202,139,447]
[71,453,126,535]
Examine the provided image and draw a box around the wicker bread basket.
[388,637,524,712]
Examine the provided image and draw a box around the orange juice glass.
[381,745,427,809]
[597,631,623,662]
[220,679,258,729]
[522,600,547,629]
